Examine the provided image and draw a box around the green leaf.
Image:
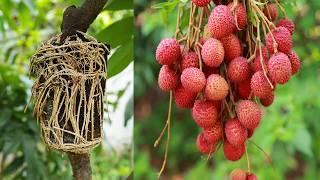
[124,95,133,126]
[96,16,133,48]
[152,1,179,9]
[104,0,133,11]
[107,39,133,78]
[292,128,313,157]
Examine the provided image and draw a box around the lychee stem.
[274,0,286,17]
[223,100,235,119]
[157,91,173,178]
[175,3,182,39]
[245,145,251,173]
[248,140,276,171]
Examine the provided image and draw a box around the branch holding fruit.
[154,0,301,178]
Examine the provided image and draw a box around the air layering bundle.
[30,32,109,153]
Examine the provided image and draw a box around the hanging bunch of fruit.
[154,0,300,178]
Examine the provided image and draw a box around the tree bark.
[60,0,108,179]
[61,0,108,41]
[68,153,92,180]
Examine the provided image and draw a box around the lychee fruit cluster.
[155,0,301,178]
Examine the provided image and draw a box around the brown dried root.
[30,32,109,153]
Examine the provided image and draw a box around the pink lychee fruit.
[205,74,229,101]
[156,38,181,65]
[236,100,262,129]
[201,38,225,67]
[158,65,179,91]
[225,119,248,147]
[192,100,218,128]
[181,68,206,93]
[227,57,250,82]
[267,52,292,84]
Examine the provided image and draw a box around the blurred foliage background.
[134,0,320,179]
[0,0,133,179]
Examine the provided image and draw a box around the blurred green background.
[134,0,320,179]
[0,0,133,179]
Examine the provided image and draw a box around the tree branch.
[60,1,108,179]
[68,153,92,180]
[61,0,108,40]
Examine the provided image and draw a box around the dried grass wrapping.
[30,33,109,153]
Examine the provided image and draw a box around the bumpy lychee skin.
[260,91,274,107]
[287,50,301,75]
[205,74,229,101]
[247,173,258,180]
[276,18,295,35]
[227,57,250,82]
[174,85,197,109]
[181,68,206,93]
[180,51,199,71]
[223,140,245,161]
[266,27,292,54]
[203,121,223,144]
[156,38,181,65]
[221,34,242,62]
[263,3,278,21]
[225,119,248,147]
[250,71,273,99]
[236,100,262,129]
[228,3,247,30]
[201,38,225,67]
[207,5,235,38]
[230,168,247,180]
[191,0,211,7]
[192,100,218,128]
[267,53,292,84]
[238,79,251,99]
[158,65,179,91]
[196,132,215,154]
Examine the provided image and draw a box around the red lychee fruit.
[247,173,258,180]
[192,100,218,128]
[263,3,278,21]
[236,100,262,129]
[250,71,273,99]
[201,38,225,67]
[207,5,235,38]
[267,52,292,84]
[228,3,247,30]
[156,38,181,65]
[276,18,295,35]
[287,50,301,75]
[196,132,215,154]
[221,34,242,62]
[205,74,229,101]
[158,65,179,91]
[174,85,197,109]
[237,79,251,99]
[227,57,250,82]
[266,27,292,54]
[191,0,211,7]
[181,68,206,93]
[260,91,274,107]
[230,168,247,180]
[223,140,245,161]
[180,51,199,71]
[203,121,223,144]
[225,119,248,147]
